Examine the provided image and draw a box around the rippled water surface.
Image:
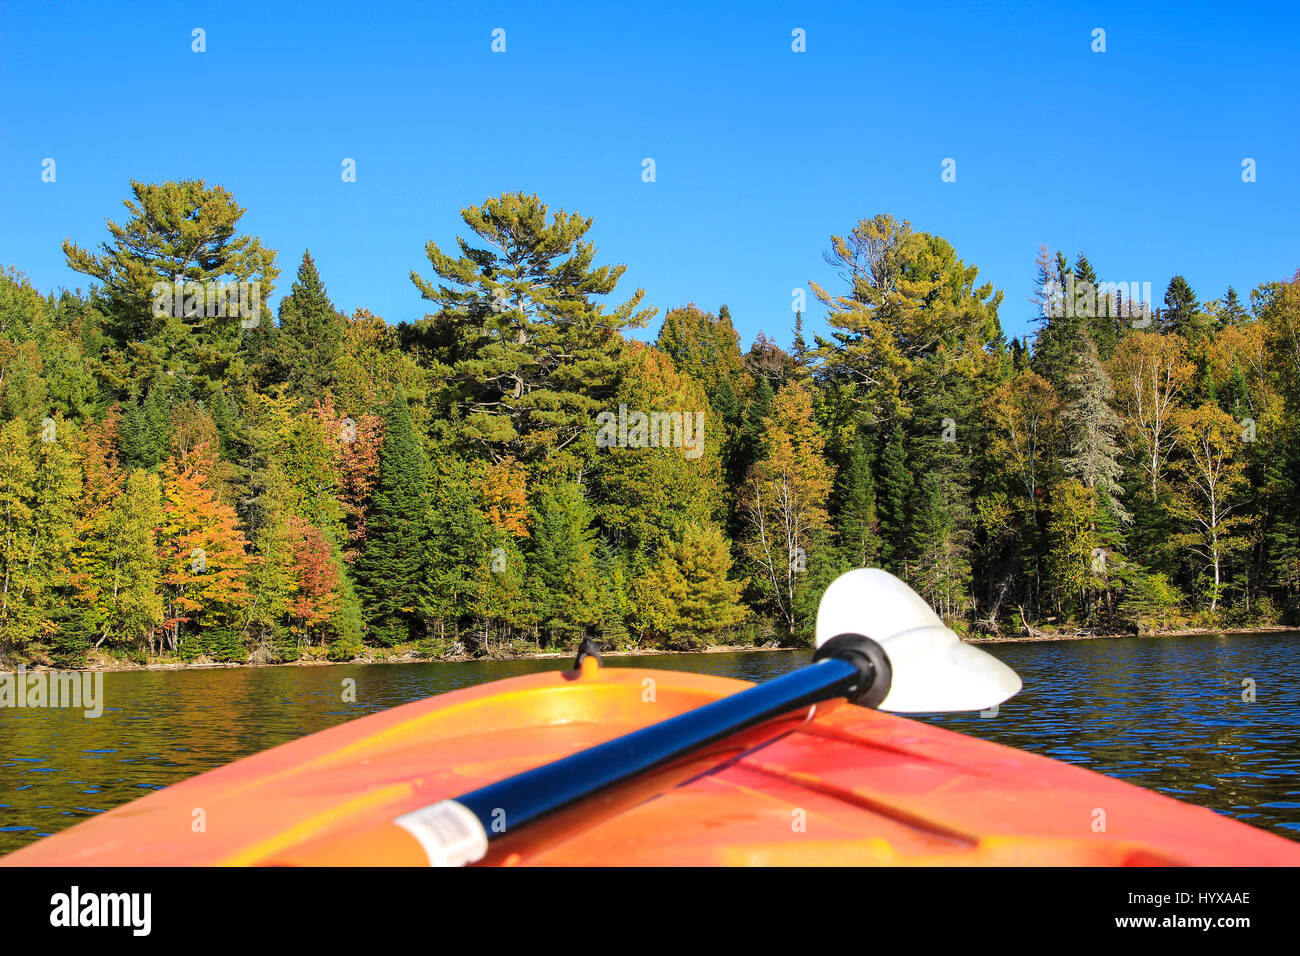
[2,632,1298,855]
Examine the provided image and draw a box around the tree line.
[1,180,1298,667]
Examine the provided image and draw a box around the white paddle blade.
[815,569,1021,713]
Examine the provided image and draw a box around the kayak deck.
[4,658,1298,866]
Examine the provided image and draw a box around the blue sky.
[2,1,1297,348]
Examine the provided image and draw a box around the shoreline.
[5,627,1295,673]
[964,624,1296,644]
[15,642,802,673]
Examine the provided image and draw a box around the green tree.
[353,389,432,645]
[810,215,1003,421]
[632,524,748,649]
[100,470,165,650]
[589,343,723,561]
[876,422,911,572]
[411,192,655,469]
[63,179,278,396]
[833,428,880,568]
[1045,478,1099,620]
[1161,276,1201,338]
[274,251,347,396]
[527,481,601,643]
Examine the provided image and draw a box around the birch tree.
[1110,331,1194,499]
[739,382,832,634]
[1167,405,1249,612]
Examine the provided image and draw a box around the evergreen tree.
[353,388,432,645]
[1219,286,1249,326]
[1074,253,1119,361]
[1030,246,1085,391]
[1061,335,1130,525]
[791,310,810,373]
[876,423,911,572]
[589,343,723,561]
[833,428,881,568]
[1162,276,1204,339]
[422,443,494,648]
[411,192,655,469]
[119,389,170,468]
[63,180,278,397]
[528,481,601,643]
[275,251,347,396]
[909,470,969,619]
[633,524,747,649]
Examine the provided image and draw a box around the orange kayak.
[3,654,1298,867]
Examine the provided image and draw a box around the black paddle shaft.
[453,633,890,843]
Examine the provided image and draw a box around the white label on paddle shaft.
[395,800,490,867]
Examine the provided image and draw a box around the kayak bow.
[3,570,1297,867]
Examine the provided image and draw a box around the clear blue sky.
[2,1,1297,348]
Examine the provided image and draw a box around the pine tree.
[589,343,723,560]
[810,215,1002,421]
[527,481,601,643]
[909,471,968,619]
[119,389,170,469]
[791,310,810,373]
[633,524,747,649]
[1162,276,1204,339]
[1061,334,1130,525]
[833,429,880,568]
[980,369,1062,617]
[411,192,655,468]
[422,442,493,647]
[63,180,278,396]
[1219,286,1249,326]
[1074,253,1119,361]
[1030,246,1085,391]
[730,374,774,508]
[353,388,432,645]
[876,423,911,572]
[275,251,347,396]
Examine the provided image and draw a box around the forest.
[1,180,1298,667]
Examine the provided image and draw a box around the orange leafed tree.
[478,456,529,537]
[157,443,252,650]
[285,516,342,639]
[315,397,384,561]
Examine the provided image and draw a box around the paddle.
[815,568,1022,713]
[327,569,1020,866]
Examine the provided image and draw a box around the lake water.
[2,631,1298,856]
